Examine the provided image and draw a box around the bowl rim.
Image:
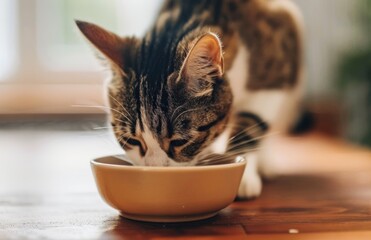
[91,155,246,172]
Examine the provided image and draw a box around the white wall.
[294,0,364,98]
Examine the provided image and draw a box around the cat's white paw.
[237,152,262,199]
[237,171,262,199]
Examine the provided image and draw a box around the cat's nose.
[144,150,169,166]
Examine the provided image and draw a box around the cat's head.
[76,21,232,166]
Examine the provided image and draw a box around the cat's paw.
[237,172,262,199]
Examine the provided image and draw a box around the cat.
[76,0,303,198]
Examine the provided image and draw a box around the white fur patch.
[130,110,191,167]
[244,90,293,126]
[227,44,303,132]
[210,127,231,154]
[226,43,249,106]
[141,127,170,166]
[238,152,262,198]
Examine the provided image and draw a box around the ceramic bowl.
[91,155,246,222]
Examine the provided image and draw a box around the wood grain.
[0,130,370,239]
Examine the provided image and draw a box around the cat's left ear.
[75,20,126,70]
[178,33,224,96]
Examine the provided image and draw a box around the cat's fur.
[76,0,303,198]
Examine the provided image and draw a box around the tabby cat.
[76,0,303,198]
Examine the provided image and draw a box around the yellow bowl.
[91,155,246,222]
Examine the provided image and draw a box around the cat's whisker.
[116,132,134,147]
[93,126,113,130]
[219,129,261,151]
[222,122,254,128]
[228,132,279,150]
[172,101,224,125]
[112,117,128,125]
[116,132,132,138]
[219,123,256,132]
[183,138,197,145]
[118,136,130,147]
[83,128,124,149]
[227,140,260,151]
[196,131,277,165]
[72,104,133,125]
[226,124,270,148]
[172,106,206,125]
[114,131,131,138]
[108,94,134,124]
[173,108,200,125]
[71,104,114,111]
[109,109,134,125]
[227,122,263,143]
[196,148,263,165]
[99,125,124,134]
[108,127,132,138]
[93,122,135,149]
[226,128,259,144]
[205,147,262,159]
[171,102,189,121]
[227,126,263,144]
[200,147,262,161]
[196,142,259,161]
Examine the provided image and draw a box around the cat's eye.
[126,138,142,147]
[170,139,188,148]
[125,137,146,157]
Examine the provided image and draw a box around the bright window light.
[0,0,17,80]
[36,0,162,71]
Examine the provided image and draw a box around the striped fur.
[76,0,302,170]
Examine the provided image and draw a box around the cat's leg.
[221,88,299,198]
[233,0,304,180]
[254,0,304,178]
[238,152,262,198]
[225,111,268,199]
[232,80,301,198]
[206,113,263,198]
[225,0,304,198]
[244,84,303,179]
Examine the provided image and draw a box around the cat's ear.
[178,32,224,96]
[75,20,125,70]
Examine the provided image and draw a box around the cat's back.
[150,0,304,110]
[156,0,303,88]
[224,0,304,105]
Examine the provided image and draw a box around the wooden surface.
[0,129,370,239]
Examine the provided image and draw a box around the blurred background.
[0,0,371,233]
[0,0,370,145]
[1,2,370,238]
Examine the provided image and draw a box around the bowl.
[91,155,246,222]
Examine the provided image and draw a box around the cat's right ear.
[174,33,224,97]
[75,20,126,70]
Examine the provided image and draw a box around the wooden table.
[0,130,370,239]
